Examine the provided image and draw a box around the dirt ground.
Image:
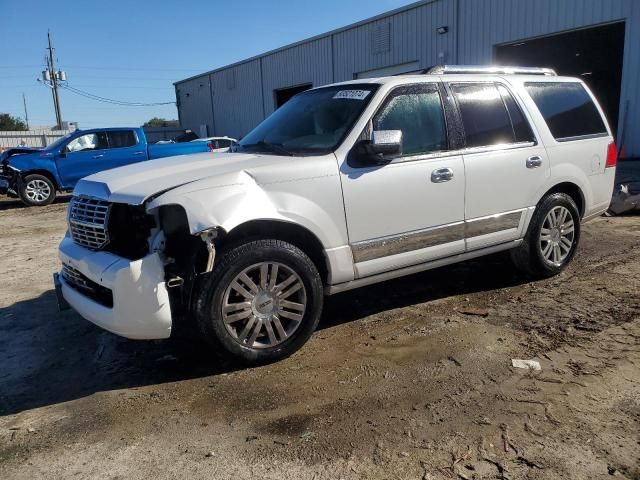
[0,191,639,480]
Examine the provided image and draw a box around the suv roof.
[319,65,582,89]
[424,65,556,76]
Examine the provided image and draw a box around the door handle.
[133,151,144,155]
[92,154,104,159]
[526,155,542,168]
[431,168,454,183]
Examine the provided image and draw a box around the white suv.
[56,66,617,364]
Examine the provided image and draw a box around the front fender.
[146,169,349,250]
[7,153,62,187]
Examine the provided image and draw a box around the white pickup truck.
[56,65,616,364]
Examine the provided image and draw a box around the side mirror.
[353,130,402,164]
[371,130,402,157]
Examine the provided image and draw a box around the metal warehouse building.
[175,0,639,157]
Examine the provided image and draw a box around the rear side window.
[525,82,607,140]
[107,130,137,149]
[497,85,535,143]
[451,83,528,148]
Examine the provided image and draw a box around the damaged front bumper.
[57,234,173,339]
[0,164,20,197]
[0,177,9,195]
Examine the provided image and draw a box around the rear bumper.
[57,234,172,339]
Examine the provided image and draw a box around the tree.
[143,117,179,128]
[0,113,28,131]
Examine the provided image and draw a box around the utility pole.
[45,30,63,129]
[22,93,29,129]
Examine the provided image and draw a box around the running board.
[325,240,522,295]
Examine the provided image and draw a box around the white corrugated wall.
[457,0,638,156]
[175,0,639,155]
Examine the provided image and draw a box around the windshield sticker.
[333,90,371,100]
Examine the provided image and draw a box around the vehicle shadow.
[0,252,527,416]
[0,194,71,211]
[322,251,524,328]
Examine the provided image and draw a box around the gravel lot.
[0,192,639,480]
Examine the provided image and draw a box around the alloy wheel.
[540,206,575,266]
[221,262,307,349]
[25,179,51,203]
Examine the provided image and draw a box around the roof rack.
[425,65,557,76]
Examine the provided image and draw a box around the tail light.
[207,142,215,152]
[605,141,617,168]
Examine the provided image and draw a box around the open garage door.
[274,83,312,109]
[495,22,625,136]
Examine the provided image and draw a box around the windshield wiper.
[240,140,294,156]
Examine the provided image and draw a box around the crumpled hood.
[1,149,44,168]
[74,151,305,205]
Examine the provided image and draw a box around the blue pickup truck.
[0,127,213,206]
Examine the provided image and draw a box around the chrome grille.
[68,196,111,250]
[61,264,95,293]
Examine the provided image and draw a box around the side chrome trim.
[381,141,537,167]
[556,132,609,143]
[351,221,465,263]
[465,210,522,238]
[327,240,523,295]
[460,141,536,156]
[351,210,524,263]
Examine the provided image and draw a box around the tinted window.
[65,132,108,153]
[497,85,535,143]
[525,82,607,140]
[108,130,137,148]
[373,85,447,156]
[451,83,515,148]
[217,139,231,148]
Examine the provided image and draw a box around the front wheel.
[194,239,323,365]
[19,174,56,206]
[511,193,581,278]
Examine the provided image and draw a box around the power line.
[56,73,184,81]
[59,83,175,107]
[1,84,172,89]
[0,65,43,69]
[63,65,206,72]
[59,84,173,90]
[0,64,207,73]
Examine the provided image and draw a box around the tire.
[511,193,581,278]
[19,174,56,206]
[194,239,323,365]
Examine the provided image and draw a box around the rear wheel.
[19,174,56,206]
[511,193,581,278]
[194,239,323,364]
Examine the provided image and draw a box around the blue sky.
[0,0,414,129]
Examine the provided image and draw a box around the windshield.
[237,84,379,155]
[45,132,76,151]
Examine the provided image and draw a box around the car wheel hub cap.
[221,262,307,349]
[253,291,277,317]
[539,206,575,266]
